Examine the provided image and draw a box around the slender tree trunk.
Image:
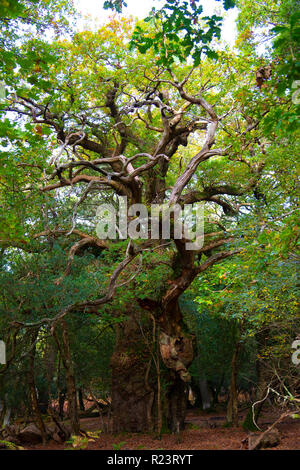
[243,331,269,431]
[199,379,212,410]
[27,331,48,443]
[61,320,80,434]
[58,390,66,419]
[156,338,162,435]
[53,321,80,434]
[213,372,225,406]
[78,388,85,411]
[45,338,57,415]
[227,341,241,426]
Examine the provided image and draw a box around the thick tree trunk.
[159,294,194,432]
[110,314,155,433]
[110,298,193,434]
[111,239,195,433]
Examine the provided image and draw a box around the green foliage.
[66,431,102,449]
[129,1,224,66]
[0,246,116,409]
[0,0,75,76]
[0,439,24,450]
[103,0,127,13]
[236,0,300,106]
[112,440,127,450]
[182,294,257,389]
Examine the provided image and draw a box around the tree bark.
[27,330,48,444]
[110,313,156,433]
[61,321,80,434]
[58,390,66,419]
[78,388,85,411]
[109,237,233,432]
[166,375,188,433]
[0,398,11,427]
[199,379,212,410]
[110,302,193,434]
[159,286,194,432]
[243,331,270,431]
[53,321,80,434]
[227,341,241,426]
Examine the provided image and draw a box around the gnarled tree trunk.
[110,294,194,433]
[111,313,156,433]
[159,298,194,432]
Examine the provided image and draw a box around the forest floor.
[24,407,300,450]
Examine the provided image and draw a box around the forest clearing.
[0,0,299,455]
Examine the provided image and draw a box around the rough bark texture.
[110,298,194,434]
[159,266,195,432]
[160,330,193,432]
[111,315,156,433]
